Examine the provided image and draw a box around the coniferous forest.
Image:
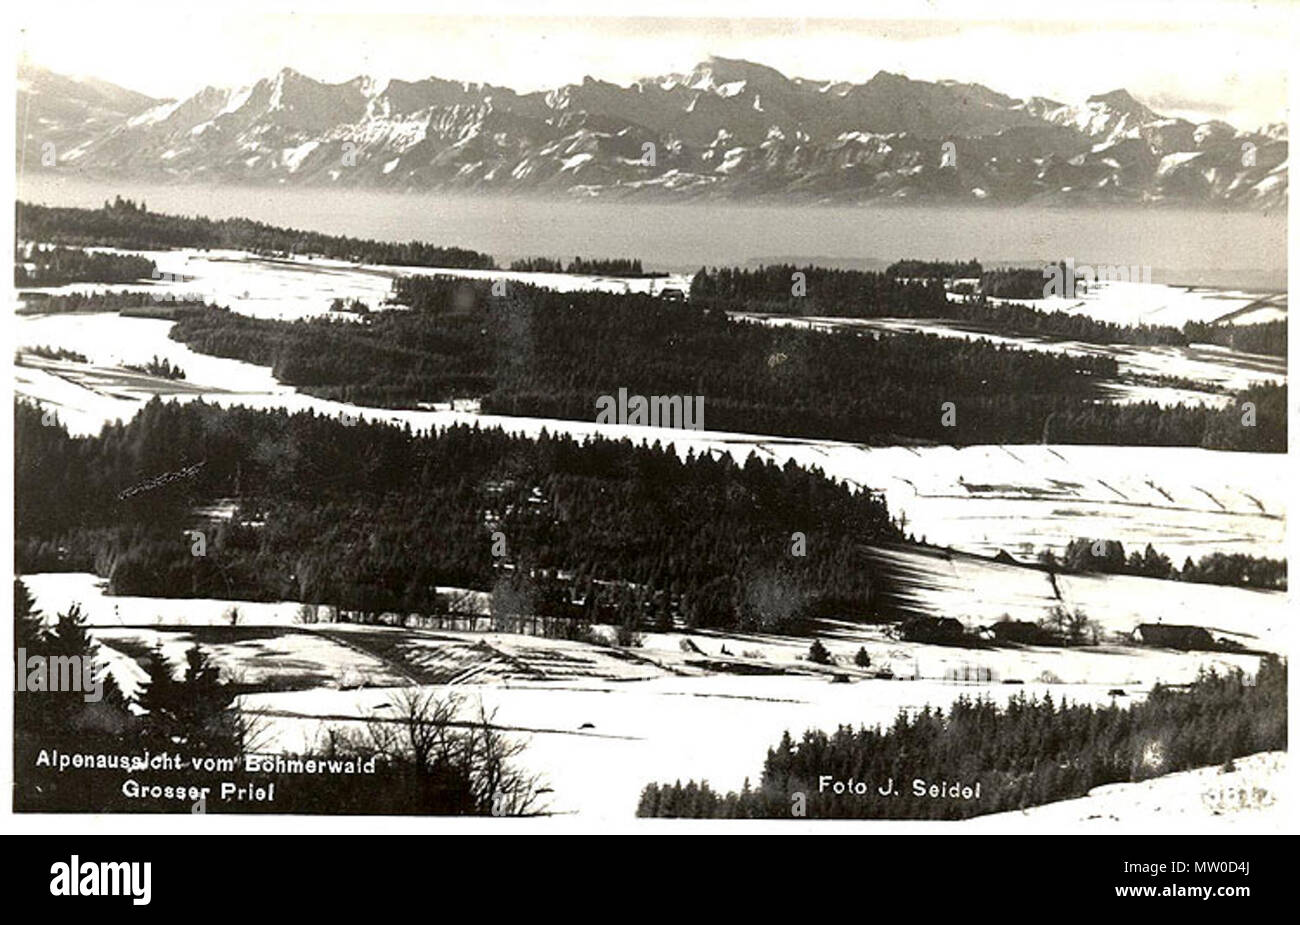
[15,244,157,286]
[1182,319,1287,357]
[509,256,651,276]
[16,400,897,630]
[886,258,984,279]
[693,264,1190,347]
[160,274,1285,450]
[16,198,498,270]
[1052,537,1285,590]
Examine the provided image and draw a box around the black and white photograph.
[5,0,1293,851]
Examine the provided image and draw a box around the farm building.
[1131,624,1216,650]
[899,616,967,644]
[987,620,1050,644]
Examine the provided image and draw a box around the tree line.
[18,289,215,315]
[690,264,1189,347]
[123,355,187,380]
[1183,319,1286,358]
[19,345,89,362]
[637,655,1287,818]
[1049,538,1286,590]
[15,244,156,286]
[16,198,497,269]
[977,266,1058,300]
[508,256,650,276]
[886,258,983,279]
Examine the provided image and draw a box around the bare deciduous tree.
[359,688,547,816]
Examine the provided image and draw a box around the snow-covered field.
[966,751,1286,830]
[21,573,1278,819]
[866,546,1288,650]
[17,247,692,321]
[236,675,1144,820]
[964,278,1287,328]
[26,569,1273,683]
[20,572,306,628]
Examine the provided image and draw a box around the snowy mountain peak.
[1086,89,1156,120]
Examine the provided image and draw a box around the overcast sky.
[16,0,1293,129]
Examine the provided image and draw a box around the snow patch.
[282,140,321,173]
[716,147,747,174]
[1157,151,1202,177]
[560,152,594,172]
[220,85,255,116]
[127,99,184,127]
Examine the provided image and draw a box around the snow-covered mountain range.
[17,57,1287,207]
